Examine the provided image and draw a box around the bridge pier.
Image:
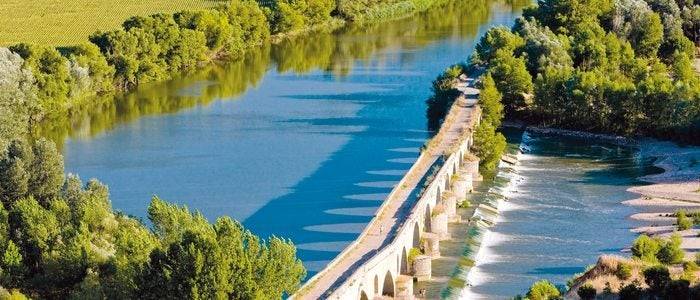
[395,275,414,300]
[412,255,432,281]
[463,155,482,182]
[442,192,458,221]
[421,233,440,257]
[430,207,449,240]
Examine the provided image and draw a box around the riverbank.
[623,139,700,261]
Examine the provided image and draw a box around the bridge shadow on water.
[243,84,433,279]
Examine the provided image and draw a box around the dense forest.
[0,137,305,298]
[471,0,700,142]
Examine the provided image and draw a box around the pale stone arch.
[424,204,432,232]
[412,222,420,248]
[374,274,379,295]
[400,247,409,275]
[360,290,369,300]
[382,270,395,297]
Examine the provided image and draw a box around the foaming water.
[462,131,656,298]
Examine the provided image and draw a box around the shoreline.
[623,140,700,260]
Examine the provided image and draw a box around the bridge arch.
[382,270,395,297]
[413,222,420,248]
[444,174,450,190]
[400,247,409,275]
[424,204,432,232]
[360,290,369,300]
[374,274,379,295]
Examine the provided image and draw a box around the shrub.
[631,234,660,263]
[667,279,691,299]
[618,281,643,300]
[526,280,560,300]
[657,234,684,265]
[643,265,671,295]
[677,209,693,230]
[576,284,596,300]
[472,122,507,172]
[616,262,632,280]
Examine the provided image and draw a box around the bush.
[677,209,693,230]
[618,281,643,300]
[526,280,560,300]
[616,262,632,280]
[576,284,596,300]
[643,265,671,295]
[631,234,660,263]
[657,234,685,265]
[472,122,507,173]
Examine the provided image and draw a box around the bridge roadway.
[293,76,480,299]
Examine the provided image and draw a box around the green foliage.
[677,209,693,230]
[616,262,632,280]
[426,65,463,131]
[681,261,699,283]
[643,265,671,295]
[472,122,507,172]
[472,0,700,143]
[657,233,685,264]
[473,26,525,65]
[0,138,306,298]
[268,0,334,34]
[618,281,643,300]
[526,280,561,300]
[479,74,504,128]
[576,284,596,300]
[631,234,660,263]
[487,50,533,114]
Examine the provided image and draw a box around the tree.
[657,233,684,264]
[643,265,671,295]
[478,74,504,127]
[473,26,525,65]
[677,209,693,230]
[577,284,596,300]
[629,11,664,57]
[28,138,64,205]
[526,280,560,300]
[472,122,507,172]
[618,281,643,300]
[0,48,36,150]
[488,50,533,114]
[631,234,660,263]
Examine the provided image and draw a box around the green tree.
[657,233,684,264]
[629,11,664,57]
[472,122,507,172]
[28,138,64,205]
[526,280,560,300]
[478,74,504,127]
[677,209,693,230]
[643,265,671,295]
[488,50,533,114]
[473,26,525,65]
[631,234,660,263]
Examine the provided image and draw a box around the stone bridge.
[293,77,482,299]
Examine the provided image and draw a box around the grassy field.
[0,0,223,46]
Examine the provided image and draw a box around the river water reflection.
[50,0,528,279]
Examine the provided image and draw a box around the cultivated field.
[0,0,223,46]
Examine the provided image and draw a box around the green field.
[0,0,222,46]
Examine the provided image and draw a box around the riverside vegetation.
[423,0,700,295]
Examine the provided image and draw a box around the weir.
[292,76,483,299]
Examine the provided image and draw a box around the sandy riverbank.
[623,138,700,260]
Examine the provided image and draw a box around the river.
[51,0,529,278]
[462,130,659,298]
